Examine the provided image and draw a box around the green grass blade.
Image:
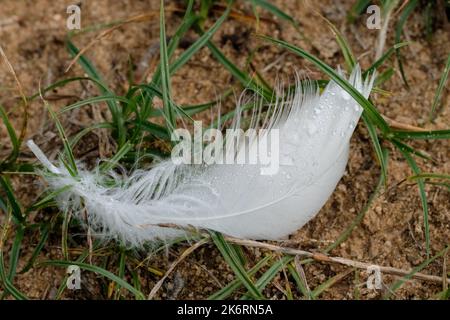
[0,251,28,300]
[232,244,248,267]
[53,240,102,299]
[170,1,233,76]
[364,42,410,76]
[395,0,419,88]
[8,226,24,281]
[208,40,254,87]
[59,95,129,114]
[348,0,371,22]
[391,138,432,161]
[409,173,450,181]
[130,270,142,294]
[430,53,450,120]
[214,102,256,128]
[66,40,126,147]
[424,1,434,41]
[392,129,450,140]
[28,77,101,100]
[311,269,353,299]
[0,208,27,300]
[394,143,430,258]
[259,35,391,133]
[148,92,231,118]
[19,224,50,274]
[135,120,170,140]
[210,232,264,299]
[159,0,176,134]
[151,0,197,85]
[287,263,312,299]
[362,114,388,184]
[325,149,388,253]
[0,196,7,212]
[27,186,72,212]
[208,255,272,300]
[0,105,19,163]
[198,0,214,27]
[250,0,260,29]
[241,256,293,300]
[181,89,232,116]
[323,18,356,71]
[374,68,395,86]
[40,260,145,299]
[249,0,301,33]
[384,246,449,299]
[45,101,78,176]
[61,208,71,261]
[424,181,450,191]
[66,40,110,92]
[69,122,114,148]
[0,176,24,224]
[99,141,133,172]
[204,40,273,100]
[114,248,127,299]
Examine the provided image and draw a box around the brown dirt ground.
[0,0,449,299]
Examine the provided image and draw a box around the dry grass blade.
[82,207,94,264]
[65,5,187,74]
[311,268,354,299]
[294,256,311,298]
[382,115,428,132]
[148,238,208,299]
[376,1,400,60]
[0,45,28,145]
[443,251,448,291]
[211,5,276,25]
[65,13,159,73]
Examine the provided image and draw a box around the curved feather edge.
[29,65,375,246]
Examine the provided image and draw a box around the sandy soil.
[0,0,449,299]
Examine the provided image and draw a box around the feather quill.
[29,66,375,246]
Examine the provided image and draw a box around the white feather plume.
[28,65,375,246]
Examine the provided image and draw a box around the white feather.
[29,65,375,246]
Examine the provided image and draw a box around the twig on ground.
[224,236,449,284]
[139,222,448,285]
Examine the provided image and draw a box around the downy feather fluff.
[29,66,375,246]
